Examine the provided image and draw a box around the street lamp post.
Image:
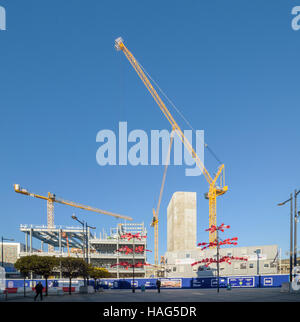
[71,215,86,262]
[294,190,300,269]
[85,222,96,265]
[71,215,86,287]
[132,236,135,293]
[84,223,96,286]
[216,230,220,293]
[278,193,294,283]
[1,237,14,267]
[85,223,88,265]
[254,249,261,287]
[298,211,300,266]
[71,215,95,287]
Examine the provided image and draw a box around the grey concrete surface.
[2,288,300,302]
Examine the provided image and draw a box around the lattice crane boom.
[14,184,133,226]
[115,37,228,243]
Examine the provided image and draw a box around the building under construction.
[162,191,280,277]
[19,222,148,278]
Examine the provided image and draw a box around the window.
[264,263,269,268]
[227,252,232,257]
[240,263,246,269]
[186,253,190,258]
[172,267,176,272]
[270,263,276,268]
[249,263,254,269]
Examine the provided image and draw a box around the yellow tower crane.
[14,184,133,251]
[114,37,228,244]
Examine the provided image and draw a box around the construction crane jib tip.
[115,37,124,51]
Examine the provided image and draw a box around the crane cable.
[137,60,223,165]
[155,131,174,218]
[152,131,174,267]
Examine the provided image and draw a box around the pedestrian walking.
[156,279,161,293]
[34,282,44,301]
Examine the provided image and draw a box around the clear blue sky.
[0,0,299,263]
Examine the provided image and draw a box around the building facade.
[164,244,279,277]
[0,242,27,277]
[19,222,148,278]
[0,242,26,267]
[89,223,147,278]
[163,191,280,278]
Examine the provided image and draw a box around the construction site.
[1,37,290,285]
[1,19,299,300]
[1,4,300,315]
[15,189,281,280]
[6,37,230,278]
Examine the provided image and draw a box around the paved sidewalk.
[3,288,300,302]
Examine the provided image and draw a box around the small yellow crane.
[151,130,174,268]
[114,37,228,244]
[14,184,132,251]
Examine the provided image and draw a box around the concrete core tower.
[167,191,197,252]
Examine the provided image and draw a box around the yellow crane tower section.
[114,37,228,244]
[151,130,174,267]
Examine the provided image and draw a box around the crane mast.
[115,37,228,244]
[152,131,174,268]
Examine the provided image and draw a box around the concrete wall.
[167,192,197,252]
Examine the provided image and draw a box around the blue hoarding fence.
[192,275,289,289]
[5,274,289,290]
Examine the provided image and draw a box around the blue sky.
[0,0,299,263]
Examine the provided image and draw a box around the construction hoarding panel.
[160,278,182,288]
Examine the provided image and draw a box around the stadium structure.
[19,222,148,278]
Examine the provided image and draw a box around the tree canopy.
[88,265,111,280]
